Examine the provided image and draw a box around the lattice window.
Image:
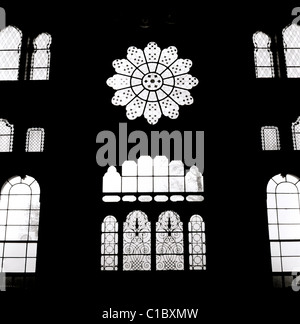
[106,42,198,124]
[0,26,22,81]
[292,117,300,150]
[30,33,52,80]
[261,126,280,150]
[188,215,206,270]
[25,128,45,152]
[283,24,300,78]
[156,211,184,270]
[0,176,40,273]
[253,31,275,78]
[0,119,14,152]
[101,216,118,271]
[123,211,151,271]
[267,174,300,273]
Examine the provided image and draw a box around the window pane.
[0,119,14,152]
[25,128,45,152]
[283,24,300,78]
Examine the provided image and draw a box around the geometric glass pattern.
[267,174,300,273]
[292,116,300,150]
[0,119,14,152]
[123,211,151,271]
[188,215,206,270]
[261,126,280,150]
[0,176,40,273]
[30,33,52,80]
[25,128,45,152]
[106,42,198,125]
[156,211,184,270]
[101,216,118,271]
[253,31,275,78]
[0,26,22,81]
[282,24,300,78]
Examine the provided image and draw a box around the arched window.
[0,26,22,81]
[156,211,184,270]
[292,117,300,150]
[282,24,300,78]
[101,216,118,271]
[188,215,206,270]
[0,119,14,152]
[0,176,40,273]
[261,126,280,150]
[25,128,45,152]
[123,211,151,271]
[30,33,52,80]
[267,174,300,273]
[253,31,275,78]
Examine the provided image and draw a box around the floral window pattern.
[188,215,206,270]
[101,216,118,271]
[253,31,275,78]
[25,128,45,152]
[0,26,22,81]
[292,116,300,150]
[0,176,40,273]
[0,119,14,152]
[156,211,184,271]
[123,211,151,271]
[106,42,198,124]
[30,33,52,80]
[267,174,300,273]
[282,24,300,78]
[261,126,280,150]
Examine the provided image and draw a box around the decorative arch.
[101,216,118,271]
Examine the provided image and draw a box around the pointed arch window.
[261,126,280,150]
[188,215,206,270]
[0,26,22,81]
[0,176,40,273]
[267,174,300,274]
[30,33,52,80]
[25,128,45,152]
[101,216,118,271]
[253,31,275,78]
[292,117,300,150]
[0,119,14,152]
[123,211,151,271]
[156,211,184,271]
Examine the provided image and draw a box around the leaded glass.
[101,216,118,271]
[0,176,40,273]
[261,126,280,150]
[25,128,45,152]
[123,211,151,271]
[156,211,184,270]
[0,119,14,152]
[292,117,300,150]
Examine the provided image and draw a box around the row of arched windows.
[101,211,206,271]
[0,25,52,81]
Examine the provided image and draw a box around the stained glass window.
[156,211,184,270]
[30,33,52,80]
[0,119,14,152]
[282,24,300,78]
[292,117,300,150]
[25,128,45,152]
[0,26,22,81]
[0,176,40,273]
[267,174,300,273]
[188,215,206,270]
[253,31,275,78]
[123,211,151,271]
[101,216,118,271]
[261,126,280,150]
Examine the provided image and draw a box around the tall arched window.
[30,33,52,80]
[0,119,14,152]
[156,211,184,270]
[123,211,151,271]
[282,24,300,78]
[101,216,118,271]
[292,117,300,150]
[253,31,275,78]
[0,26,22,81]
[188,215,206,270]
[25,128,45,152]
[0,176,40,273]
[267,174,300,274]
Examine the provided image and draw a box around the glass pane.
[26,258,36,272]
[6,210,30,225]
[4,243,26,257]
